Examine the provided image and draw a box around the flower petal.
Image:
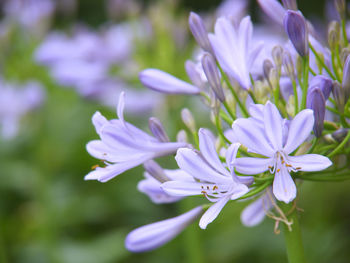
[283,109,314,154]
[273,166,296,203]
[288,154,332,172]
[139,69,200,94]
[234,157,273,175]
[199,196,230,229]
[225,142,241,173]
[232,118,275,156]
[175,148,232,184]
[125,206,203,252]
[230,184,249,200]
[198,128,228,175]
[264,101,283,150]
[162,181,215,196]
[92,111,108,135]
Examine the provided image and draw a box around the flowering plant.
[85,0,350,262]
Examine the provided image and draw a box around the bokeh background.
[1,0,350,262]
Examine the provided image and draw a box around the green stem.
[215,114,230,144]
[309,44,336,80]
[291,78,299,114]
[280,203,306,263]
[327,129,350,157]
[341,19,349,46]
[222,100,236,120]
[300,56,309,110]
[237,181,271,200]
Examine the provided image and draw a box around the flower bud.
[284,10,309,57]
[283,51,296,81]
[181,108,196,133]
[125,206,203,252]
[332,128,349,143]
[332,81,345,113]
[143,160,169,183]
[340,48,350,65]
[176,130,188,143]
[149,117,169,142]
[335,0,346,20]
[202,53,225,102]
[263,59,274,86]
[268,68,279,89]
[185,60,205,90]
[309,75,333,99]
[282,0,298,10]
[307,88,326,137]
[272,45,283,71]
[189,12,213,53]
[328,21,340,51]
[342,54,350,102]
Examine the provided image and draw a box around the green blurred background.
[1,0,350,262]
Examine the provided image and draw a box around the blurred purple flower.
[85,93,187,182]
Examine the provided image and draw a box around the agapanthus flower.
[125,206,203,252]
[85,93,187,182]
[162,129,251,229]
[233,101,332,203]
[208,16,264,90]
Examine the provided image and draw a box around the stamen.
[91,164,99,170]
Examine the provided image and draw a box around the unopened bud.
[332,81,345,113]
[340,48,350,65]
[181,108,196,132]
[307,88,326,137]
[282,0,298,10]
[309,75,333,99]
[202,53,225,102]
[334,0,346,20]
[328,21,340,51]
[143,160,169,183]
[185,60,205,90]
[149,117,169,142]
[342,54,350,101]
[332,128,349,143]
[263,59,274,86]
[272,45,283,70]
[176,130,188,143]
[283,51,296,81]
[284,10,309,57]
[268,68,279,89]
[189,12,213,53]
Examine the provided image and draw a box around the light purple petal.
[139,69,200,94]
[125,206,203,252]
[162,181,218,196]
[198,128,228,175]
[283,109,314,154]
[257,0,286,26]
[199,196,230,229]
[175,148,232,184]
[273,166,296,203]
[92,111,108,135]
[117,91,126,126]
[288,154,332,172]
[225,142,241,173]
[232,118,275,156]
[230,184,249,200]
[234,157,273,174]
[264,101,283,150]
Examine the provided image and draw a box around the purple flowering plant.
[85,0,350,262]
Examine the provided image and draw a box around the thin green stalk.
[222,100,236,120]
[248,89,258,104]
[215,114,231,144]
[218,66,249,117]
[280,203,306,263]
[237,181,271,200]
[309,67,316,76]
[300,56,309,110]
[341,20,349,46]
[291,78,299,114]
[327,129,350,157]
[309,44,336,80]
[331,50,342,82]
[220,110,233,125]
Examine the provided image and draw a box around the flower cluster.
[85,0,350,254]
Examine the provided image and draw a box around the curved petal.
[264,101,283,150]
[139,69,200,94]
[273,166,296,203]
[175,148,231,184]
[230,184,249,200]
[162,181,214,196]
[234,157,273,175]
[232,118,275,156]
[117,91,126,126]
[283,109,314,154]
[225,142,241,173]
[92,111,108,135]
[199,196,230,229]
[288,154,332,172]
[198,128,228,175]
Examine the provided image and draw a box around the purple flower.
[208,16,264,90]
[138,161,195,204]
[257,0,286,26]
[241,187,274,227]
[85,92,187,182]
[162,129,251,229]
[139,69,201,95]
[233,102,332,203]
[125,206,203,252]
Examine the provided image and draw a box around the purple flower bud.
[188,12,213,53]
[143,160,169,183]
[201,53,225,102]
[125,206,203,252]
[284,10,309,57]
[263,59,274,86]
[332,128,349,143]
[272,45,283,70]
[282,51,296,80]
[335,0,346,20]
[342,54,350,101]
[149,117,169,143]
[185,60,205,89]
[181,108,196,132]
[307,88,325,137]
[281,0,298,10]
[332,81,345,113]
[309,75,333,100]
